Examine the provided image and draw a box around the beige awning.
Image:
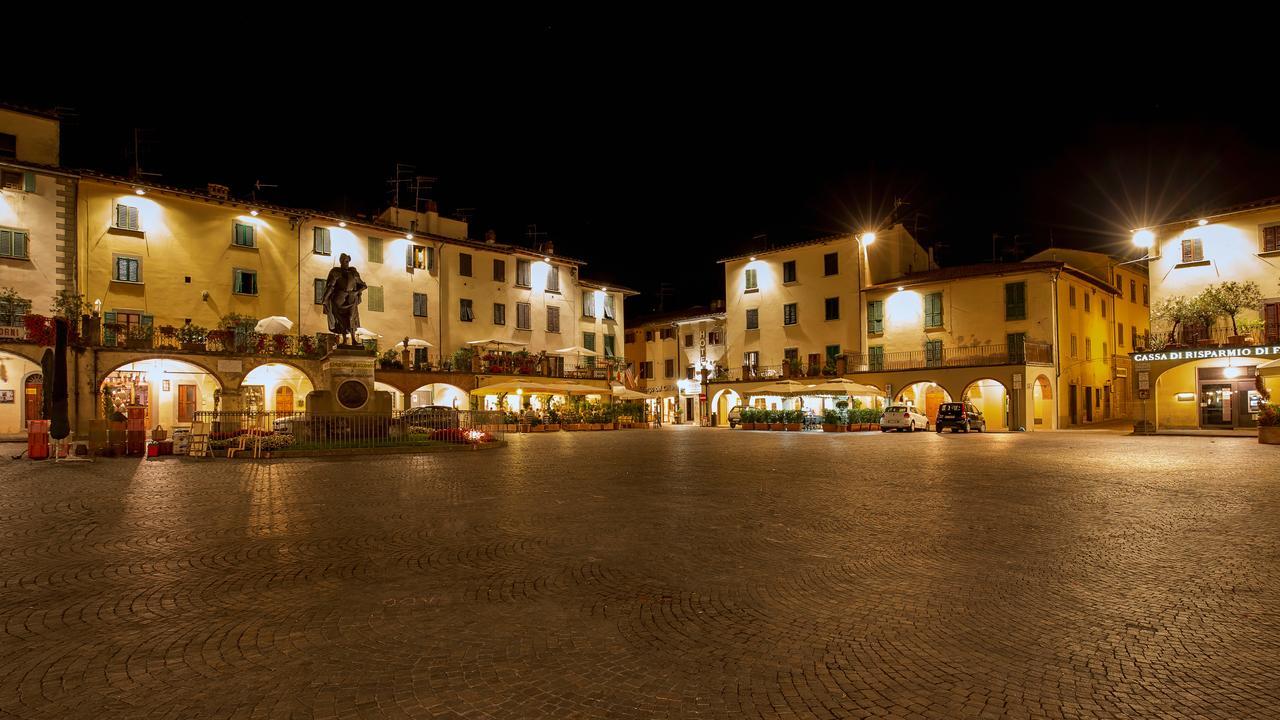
[746,380,814,396]
[806,378,883,395]
[473,380,613,396]
[611,386,651,400]
[1257,358,1280,376]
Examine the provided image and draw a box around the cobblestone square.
[1,429,1277,719]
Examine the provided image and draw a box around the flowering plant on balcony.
[206,329,235,350]
[299,334,317,356]
[272,334,290,355]
[23,314,54,346]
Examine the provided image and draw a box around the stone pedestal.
[306,347,392,416]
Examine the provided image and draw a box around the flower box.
[544,424,560,432]
[821,423,837,432]
[770,422,785,431]
[1260,426,1280,445]
[785,423,802,431]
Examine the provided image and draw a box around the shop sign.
[0,326,25,340]
[1137,370,1150,391]
[1012,373,1023,390]
[1133,345,1280,363]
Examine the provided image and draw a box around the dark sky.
[8,19,1277,316]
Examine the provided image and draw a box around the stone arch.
[240,362,316,413]
[0,350,46,434]
[894,380,952,421]
[711,388,742,426]
[236,359,321,392]
[961,377,1011,430]
[97,354,225,390]
[1032,374,1053,430]
[98,357,225,427]
[408,382,470,410]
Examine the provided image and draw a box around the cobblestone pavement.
[1,429,1277,719]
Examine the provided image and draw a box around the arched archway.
[711,389,741,426]
[241,363,314,414]
[408,383,469,410]
[100,358,223,428]
[963,378,1010,430]
[1032,374,1053,430]
[1,350,45,434]
[374,381,403,410]
[896,381,951,422]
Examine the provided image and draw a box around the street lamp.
[860,232,876,245]
[1132,228,1155,248]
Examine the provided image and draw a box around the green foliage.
[219,312,257,331]
[0,287,31,324]
[1258,404,1280,428]
[51,290,87,321]
[1202,281,1265,335]
[451,346,475,371]
[822,409,841,424]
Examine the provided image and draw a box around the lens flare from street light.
[1132,229,1155,248]
[860,232,877,245]
[1197,218,1208,226]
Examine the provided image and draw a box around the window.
[313,226,330,254]
[684,334,693,347]
[581,290,596,317]
[493,303,506,325]
[1181,237,1203,263]
[868,345,884,371]
[407,244,431,271]
[1264,225,1280,253]
[314,278,326,305]
[113,255,141,283]
[459,253,472,277]
[1007,332,1026,363]
[516,259,531,287]
[0,169,24,190]
[232,222,255,247]
[1117,325,1124,347]
[624,332,635,344]
[547,306,560,333]
[1131,325,1138,348]
[660,328,675,340]
[664,359,674,377]
[1265,302,1280,342]
[1068,285,1076,307]
[746,308,759,330]
[1142,284,1148,306]
[783,303,797,325]
[867,300,884,334]
[546,265,560,292]
[114,203,141,231]
[743,351,759,369]
[644,330,653,342]
[1005,282,1026,320]
[604,334,616,357]
[744,268,758,292]
[583,331,596,352]
[368,237,383,264]
[783,260,796,283]
[823,252,838,276]
[1085,337,1092,360]
[0,228,29,259]
[366,285,383,312]
[1103,342,1108,358]
[413,292,428,317]
[1070,334,1078,358]
[685,365,694,380]
[825,297,839,321]
[493,259,505,282]
[640,361,652,379]
[708,331,722,345]
[1115,272,1123,292]
[603,294,615,320]
[459,298,474,322]
[233,268,258,295]
[1101,299,1107,318]
[925,339,942,367]
[924,292,943,328]
[516,302,531,330]
[1083,292,1091,313]
[825,345,840,364]
[0,132,14,159]
[1130,279,1136,303]
[784,347,799,364]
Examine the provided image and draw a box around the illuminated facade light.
[134,187,146,196]
[749,256,756,262]
[544,257,551,263]
[249,209,260,217]
[405,232,413,240]
[1197,218,1208,226]
[1223,366,1241,379]
[897,286,904,292]
[338,221,347,227]
[860,232,877,245]
[1132,229,1155,248]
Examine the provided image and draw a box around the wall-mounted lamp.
[1175,392,1196,402]
[93,298,102,316]
[250,209,260,217]
[860,232,877,245]
[1197,218,1208,226]
[1132,229,1155,248]
[133,187,146,196]
[201,290,210,301]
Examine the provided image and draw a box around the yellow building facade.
[1137,200,1280,430]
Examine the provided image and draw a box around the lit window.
[924,292,943,328]
[744,268,758,292]
[232,222,255,248]
[313,227,331,254]
[516,259,531,287]
[1180,237,1203,263]
[366,285,383,312]
[0,228,29,259]
[114,203,141,231]
[407,244,431,271]
[368,237,384,264]
[233,268,258,295]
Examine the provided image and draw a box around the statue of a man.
[322,253,368,346]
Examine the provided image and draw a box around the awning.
[467,338,528,348]
[746,380,813,396]
[611,386,651,400]
[1258,358,1280,376]
[473,380,614,396]
[805,378,883,395]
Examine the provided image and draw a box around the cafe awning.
[806,378,883,395]
[1257,358,1280,377]
[746,380,813,396]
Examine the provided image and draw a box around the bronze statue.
[322,253,368,346]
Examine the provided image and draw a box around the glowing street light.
[1132,229,1155,248]
[133,187,146,196]
[250,209,260,217]
[1197,218,1208,226]
[860,232,876,245]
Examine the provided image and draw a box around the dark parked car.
[393,405,461,434]
[935,401,986,433]
[728,405,746,428]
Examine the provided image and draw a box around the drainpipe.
[1051,272,1061,429]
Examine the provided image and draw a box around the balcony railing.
[1167,324,1274,349]
[709,341,1053,383]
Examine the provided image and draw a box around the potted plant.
[766,409,783,431]
[528,415,544,432]
[177,323,208,351]
[1202,281,1264,346]
[546,407,561,432]
[1259,404,1280,445]
[784,409,803,431]
[822,409,842,432]
[739,407,754,430]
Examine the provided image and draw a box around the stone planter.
[544,423,560,432]
[821,423,838,432]
[529,425,544,433]
[1260,426,1280,445]
[740,422,754,430]
[588,423,603,431]
[770,422,785,431]
[785,423,802,431]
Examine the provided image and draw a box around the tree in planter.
[1202,281,1264,339]
[1150,296,1196,346]
[1187,290,1222,344]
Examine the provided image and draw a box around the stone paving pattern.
[0,429,1277,719]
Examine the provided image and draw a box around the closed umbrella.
[254,316,293,335]
[747,380,813,396]
[807,378,882,395]
[394,338,434,349]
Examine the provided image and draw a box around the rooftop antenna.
[526,223,549,251]
[386,163,416,226]
[130,128,162,181]
[252,179,279,202]
[411,175,438,214]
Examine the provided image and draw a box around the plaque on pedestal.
[307,348,392,415]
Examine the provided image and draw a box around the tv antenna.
[526,224,549,249]
[130,128,162,181]
[411,175,438,214]
[252,179,279,201]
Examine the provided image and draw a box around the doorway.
[1084,386,1093,422]
[1199,383,1233,428]
[685,397,695,424]
[23,373,43,428]
[1069,384,1078,425]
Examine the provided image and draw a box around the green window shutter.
[103,311,118,345]
[745,268,757,290]
[22,172,35,192]
[869,345,883,371]
[1005,282,1026,320]
[314,278,326,304]
[868,300,883,334]
[924,293,943,328]
[0,229,10,256]
[314,227,330,254]
[368,237,383,264]
[367,286,384,312]
[583,331,595,350]
[406,243,415,271]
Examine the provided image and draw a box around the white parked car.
[880,405,929,432]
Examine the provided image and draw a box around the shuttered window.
[313,227,331,254]
[783,260,796,283]
[582,290,595,317]
[368,237,383,264]
[493,303,506,325]
[1264,226,1280,253]
[232,222,255,247]
[516,302,531,330]
[547,306,560,333]
[603,294,615,320]
[366,286,383,312]
[546,265,560,292]
[1265,302,1280,342]
[867,300,883,334]
[1181,237,1203,263]
[746,308,759,330]
[744,268,758,291]
[825,297,839,321]
[459,253,472,277]
[823,252,838,276]
[412,292,428,317]
[459,298,473,322]
[924,292,943,328]
[114,203,141,231]
[868,345,884,371]
[583,331,595,351]
[0,228,28,259]
[1004,282,1026,320]
[232,268,258,295]
[113,255,141,283]
[516,259,531,287]
[493,259,505,281]
[1007,332,1026,363]
[925,339,942,367]
[314,278,326,304]
[604,334,615,357]
[783,303,798,326]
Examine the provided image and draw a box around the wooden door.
[275,386,295,413]
[23,374,42,427]
[177,385,197,423]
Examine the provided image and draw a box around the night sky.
[8,21,1276,316]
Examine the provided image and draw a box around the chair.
[187,421,212,458]
[227,432,262,459]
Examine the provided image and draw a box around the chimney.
[544,240,555,255]
[711,299,725,311]
[425,199,438,213]
[207,183,229,199]
[485,229,497,245]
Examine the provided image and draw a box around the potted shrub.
[768,409,785,431]
[822,409,843,432]
[739,407,755,430]
[528,415,544,432]
[545,408,561,432]
[784,409,803,431]
[177,323,208,351]
[1258,404,1280,445]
